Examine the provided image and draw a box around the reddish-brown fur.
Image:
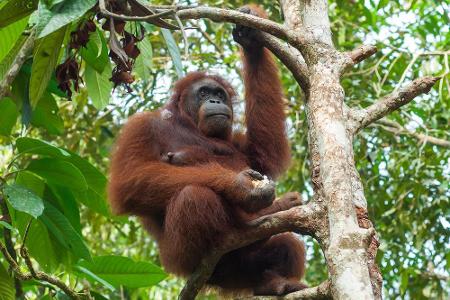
[108,4,306,295]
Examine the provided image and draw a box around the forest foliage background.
[0,0,449,299]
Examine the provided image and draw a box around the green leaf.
[19,60,65,97]
[134,37,152,81]
[0,17,29,62]
[48,185,81,234]
[27,158,88,191]
[0,34,27,80]
[77,256,167,288]
[15,213,58,271]
[80,28,109,73]
[138,37,153,69]
[134,55,149,81]
[85,62,113,110]
[13,168,59,271]
[29,25,66,108]
[20,149,108,216]
[0,0,38,28]
[65,150,107,196]
[39,201,91,261]
[0,97,18,136]
[3,183,44,218]
[0,221,18,233]
[0,263,14,300]
[89,291,109,300]
[377,0,389,10]
[73,188,110,217]
[400,270,409,295]
[36,0,97,38]
[11,70,32,126]
[161,28,184,78]
[16,138,107,198]
[75,266,115,291]
[16,170,46,197]
[30,92,64,134]
[16,137,71,158]
[48,0,65,9]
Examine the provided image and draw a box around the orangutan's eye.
[199,88,207,98]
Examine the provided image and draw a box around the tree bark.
[280,1,379,299]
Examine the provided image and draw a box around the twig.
[0,195,16,260]
[21,247,80,299]
[0,194,24,297]
[0,241,81,299]
[0,242,32,280]
[21,219,33,249]
[348,76,440,133]
[0,29,36,100]
[395,53,419,91]
[174,13,189,57]
[191,21,225,59]
[98,0,176,22]
[421,270,450,282]
[179,202,327,300]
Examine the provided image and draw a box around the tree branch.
[179,201,327,300]
[190,21,225,59]
[0,242,81,299]
[258,32,310,92]
[348,76,440,133]
[0,30,36,100]
[99,0,172,21]
[373,119,450,148]
[175,7,310,51]
[246,280,331,300]
[0,194,23,297]
[346,45,378,66]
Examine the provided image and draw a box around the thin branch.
[0,195,16,260]
[258,32,310,92]
[0,241,81,299]
[247,280,331,300]
[20,247,80,299]
[148,5,198,10]
[175,6,310,51]
[21,219,32,250]
[174,13,189,57]
[191,21,225,59]
[374,119,450,148]
[0,194,23,296]
[395,53,419,90]
[0,242,32,281]
[98,0,176,22]
[99,3,312,61]
[348,76,440,133]
[421,270,450,282]
[0,29,36,100]
[179,202,327,300]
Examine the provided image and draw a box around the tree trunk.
[281,1,380,299]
